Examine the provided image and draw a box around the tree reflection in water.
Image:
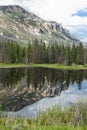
[0,68,86,111]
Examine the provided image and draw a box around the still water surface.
[0,68,87,117]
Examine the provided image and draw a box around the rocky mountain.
[0,5,79,45]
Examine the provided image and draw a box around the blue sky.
[0,0,87,42]
[73,9,87,17]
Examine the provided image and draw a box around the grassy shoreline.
[1,103,87,130]
[0,63,87,70]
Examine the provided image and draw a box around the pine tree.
[72,44,76,64]
[76,43,84,64]
[32,38,39,63]
[27,41,32,63]
[65,46,72,65]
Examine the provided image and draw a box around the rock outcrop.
[0,5,79,44]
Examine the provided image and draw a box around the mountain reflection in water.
[0,68,87,111]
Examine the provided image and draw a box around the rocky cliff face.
[0,5,79,44]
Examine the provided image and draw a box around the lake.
[0,68,87,118]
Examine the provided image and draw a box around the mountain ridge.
[0,5,79,45]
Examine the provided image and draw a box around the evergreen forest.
[0,39,87,65]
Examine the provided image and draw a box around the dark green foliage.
[27,41,32,63]
[0,40,27,63]
[84,48,87,64]
[65,46,72,65]
[76,43,84,65]
[0,39,86,65]
[72,44,76,63]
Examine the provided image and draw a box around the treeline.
[0,41,26,63]
[0,39,87,65]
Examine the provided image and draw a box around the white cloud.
[0,0,16,5]
[0,0,87,41]
[20,0,87,24]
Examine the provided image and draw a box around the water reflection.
[0,68,25,88]
[0,68,87,111]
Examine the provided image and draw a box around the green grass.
[0,125,86,130]
[0,118,87,130]
[1,102,87,130]
[0,63,87,70]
